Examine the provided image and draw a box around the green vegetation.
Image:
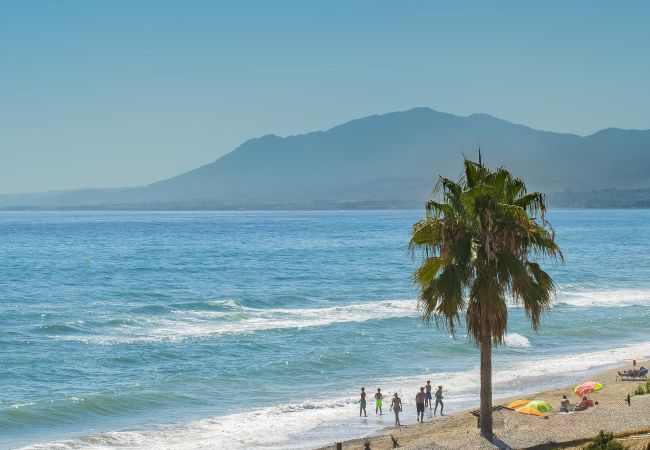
[409,157,562,441]
[633,379,650,396]
[584,431,628,449]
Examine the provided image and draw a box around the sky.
[1,0,649,194]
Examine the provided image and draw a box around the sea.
[1,210,649,449]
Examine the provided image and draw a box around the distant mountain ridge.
[2,107,650,209]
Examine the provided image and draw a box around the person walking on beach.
[425,380,432,409]
[390,393,402,426]
[434,385,444,416]
[415,387,426,422]
[359,387,367,417]
[374,388,383,415]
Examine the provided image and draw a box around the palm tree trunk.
[479,332,493,441]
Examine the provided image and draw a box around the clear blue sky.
[1,0,649,194]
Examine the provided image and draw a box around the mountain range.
[2,107,650,209]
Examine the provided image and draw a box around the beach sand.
[317,362,650,450]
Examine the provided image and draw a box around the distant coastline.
[1,108,649,211]
[1,198,650,212]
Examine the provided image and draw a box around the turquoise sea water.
[1,210,650,449]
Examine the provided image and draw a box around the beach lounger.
[617,373,647,381]
[617,367,648,381]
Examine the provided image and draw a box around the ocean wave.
[33,324,82,335]
[555,288,650,308]
[167,299,239,312]
[503,333,530,348]
[50,299,419,344]
[32,321,96,335]
[18,396,361,450]
[129,305,172,315]
[0,391,191,431]
[10,402,35,409]
[46,287,650,345]
[103,318,140,327]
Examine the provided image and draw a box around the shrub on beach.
[583,430,628,450]
[633,380,650,396]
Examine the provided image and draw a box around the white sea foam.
[52,299,419,344]
[21,398,361,450]
[21,341,650,450]
[555,288,650,308]
[49,287,650,345]
[11,402,35,409]
[504,333,530,348]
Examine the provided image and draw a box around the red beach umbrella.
[574,381,603,398]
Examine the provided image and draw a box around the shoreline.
[317,362,650,450]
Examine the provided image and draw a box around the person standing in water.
[434,385,444,416]
[415,387,426,422]
[374,388,383,415]
[390,393,402,426]
[425,380,432,409]
[359,387,367,417]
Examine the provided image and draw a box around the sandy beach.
[317,362,650,450]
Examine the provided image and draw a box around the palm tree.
[409,157,562,441]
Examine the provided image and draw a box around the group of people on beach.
[559,394,596,413]
[359,381,444,426]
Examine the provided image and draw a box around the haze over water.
[1,210,649,449]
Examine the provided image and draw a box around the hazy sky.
[2,0,649,194]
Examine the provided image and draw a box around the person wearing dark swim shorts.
[359,387,367,417]
[415,387,426,422]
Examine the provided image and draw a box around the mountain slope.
[2,108,649,209]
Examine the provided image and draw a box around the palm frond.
[515,192,546,218]
[413,256,443,287]
[418,265,466,335]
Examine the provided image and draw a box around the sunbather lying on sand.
[574,396,594,411]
